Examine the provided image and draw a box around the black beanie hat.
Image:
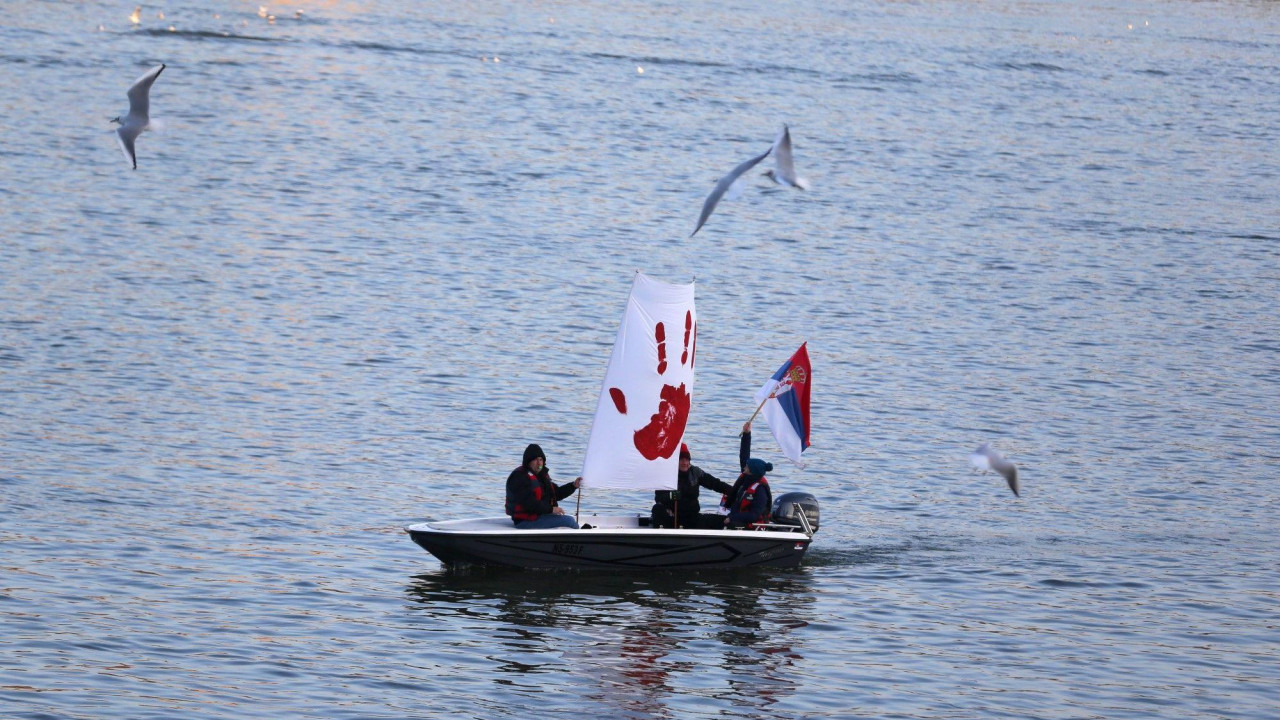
[523,443,547,467]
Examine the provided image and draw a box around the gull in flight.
[763,124,809,190]
[111,64,165,170]
[970,443,1020,497]
[690,144,773,237]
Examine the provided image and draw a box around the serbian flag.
[753,343,811,468]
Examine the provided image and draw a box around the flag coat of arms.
[753,343,811,468]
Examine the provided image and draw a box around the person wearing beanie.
[505,443,581,529]
[650,430,737,530]
[724,424,774,529]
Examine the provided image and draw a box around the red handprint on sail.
[608,311,695,460]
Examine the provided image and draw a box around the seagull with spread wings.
[112,64,165,170]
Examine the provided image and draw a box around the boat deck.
[409,514,676,534]
[406,514,810,539]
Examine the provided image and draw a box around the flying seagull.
[112,63,165,170]
[970,443,1020,497]
[690,145,773,237]
[763,124,809,190]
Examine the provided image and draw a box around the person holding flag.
[718,343,812,529]
[723,421,775,529]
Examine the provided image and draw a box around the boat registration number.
[554,543,585,556]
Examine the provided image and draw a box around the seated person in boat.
[724,425,773,529]
[649,424,745,530]
[505,443,581,529]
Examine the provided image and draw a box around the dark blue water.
[2,1,1278,718]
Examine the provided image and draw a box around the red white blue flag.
[753,343,811,468]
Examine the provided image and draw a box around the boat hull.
[406,515,812,569]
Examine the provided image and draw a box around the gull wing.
[116,126,138,169]
[126,64,165,119]
[769,124,809,189]
[772,125,796,185]
[970,443,1020,497]
[691,145,772,237]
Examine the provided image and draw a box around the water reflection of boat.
[404,568,815,715]
[407,500,818,569]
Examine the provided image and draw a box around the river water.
[2,1,1278,718]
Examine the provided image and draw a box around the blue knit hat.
[746,458,772,476]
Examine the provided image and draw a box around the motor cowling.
[771,491,819,533]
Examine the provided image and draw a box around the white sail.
[581,272,696,490]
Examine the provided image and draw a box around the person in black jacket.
[725,458,773,529]
[505,443,580,529]
[723,423,773,529]
[650,432,739,530]
[651,422,754,530]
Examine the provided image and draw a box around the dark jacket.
[504,444,576,524]
[653,465,734,527]
[726,474,772,529]
[726,431,772,528]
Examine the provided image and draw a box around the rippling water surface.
[2,1,1278,718]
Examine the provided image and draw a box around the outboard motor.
[771,492,820,534]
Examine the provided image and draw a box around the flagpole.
[745,395,769,426]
